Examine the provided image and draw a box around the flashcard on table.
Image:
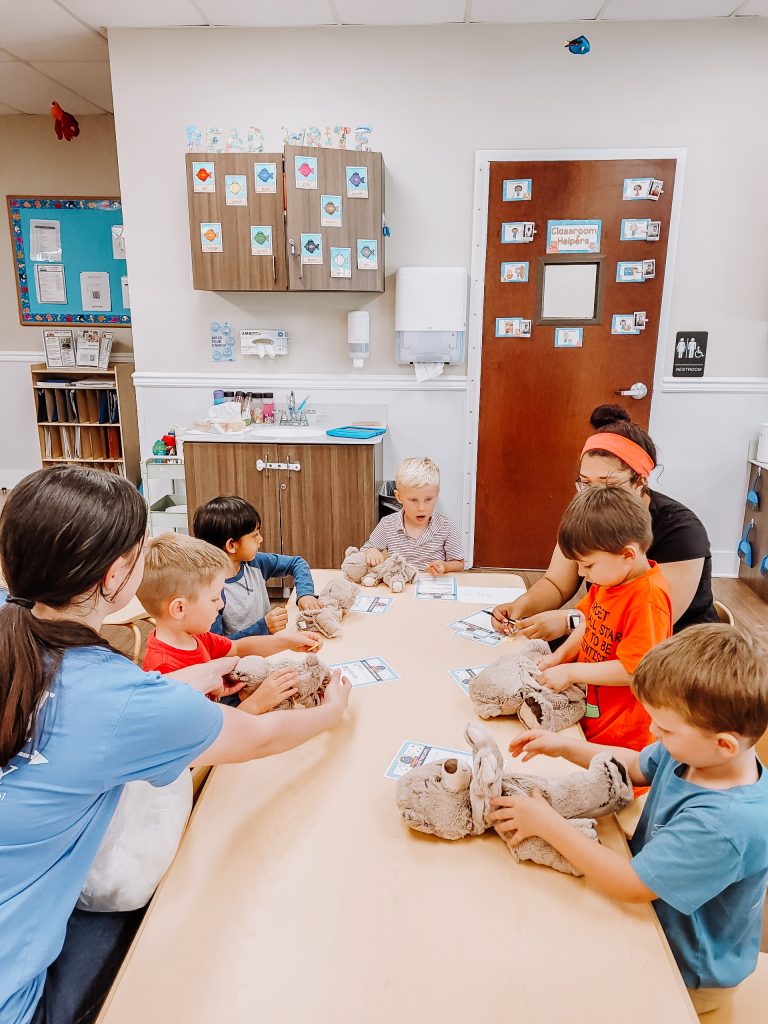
[254,162,277,193]
[321,194,342,227]
[301,233,323,265]
[449,666,489,695]
[294,155,318,189]
[384,740,471,780]
[414,576,458,600]
[554,327,583,349]
[347,166,368,198]
[449,610,505,647]
[351,594,393,615]
[330,246,351,278]
[225,174,248,206]
[501,261,529,283]
[546,220,601,254]
[611,314,641,335]
[496,317,532,338]
[200,222,223,253]
[616,261,644,283]
[251,225,273,256]
[503,178,532,201]
[456,585,526,604]
[620,219,649,241]
[205,126,225,152]
[643,259,656,279]
[330,657,399,688]
[192,161,215,193]
[623,178,652,200]
[357,239,378,270]
[501,222,535,244]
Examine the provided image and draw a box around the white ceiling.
[0,0,763,114]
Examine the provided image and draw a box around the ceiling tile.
[0,61,103,114]
[0,0,107,60]
[335,0,465,24]
[59,0,206,29]
[602,0,739,19]
[735,0,768,13]
[31,60,112,110]
[470,0,603,22]
[196,0,335,26]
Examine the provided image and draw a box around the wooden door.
[284,145,384,293]
[473,158,677,569]
[183,442,281,554]
[279,444,381,568]
[186,153,287,291]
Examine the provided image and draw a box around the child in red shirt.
[138,533,323,711]
[535,486,672,750]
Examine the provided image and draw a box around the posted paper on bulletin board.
[7,197,130,325]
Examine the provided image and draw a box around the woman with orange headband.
[491,405,717,641]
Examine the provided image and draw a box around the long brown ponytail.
[0,466,147,765]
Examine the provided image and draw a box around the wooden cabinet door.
[278,444,381,568]
[284,145,384,293]
[183,442,281,554]
[186,153,287,291]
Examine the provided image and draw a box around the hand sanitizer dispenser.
[395,267,467,364]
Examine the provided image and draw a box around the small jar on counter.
[262,393,275,423]
[250,394,264,424]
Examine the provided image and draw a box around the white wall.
[0,115,132,486]
[108,20,768,569]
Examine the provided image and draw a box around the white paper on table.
[121,276,130,308]
[414,576,458,600]
[384,740,472,780]
[80,272,111,312]
[329,657,399,687]
[111,224,126,260]
[456,586,526,604]
[35,264,67,304]
[30,219,62,262]
[351,594,393,615]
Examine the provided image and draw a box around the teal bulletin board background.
[8,197,131,325]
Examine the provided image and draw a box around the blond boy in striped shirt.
[363,457,465,577]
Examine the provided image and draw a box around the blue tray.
[325,426,387,439]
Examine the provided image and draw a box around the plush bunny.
[296,577,359,638]
[341,546,418,593]
[468,640,586,732]
[396,724,633,875]
[228,653,331,709]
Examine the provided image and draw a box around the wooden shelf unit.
[31,363,140,484]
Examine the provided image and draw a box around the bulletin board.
[7,196,131,326]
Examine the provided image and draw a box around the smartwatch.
[566,611,583,633]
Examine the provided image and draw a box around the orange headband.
[581,433,655,478]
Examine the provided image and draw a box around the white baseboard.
[711,550,739,578]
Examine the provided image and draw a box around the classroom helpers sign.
[546,220,602,254]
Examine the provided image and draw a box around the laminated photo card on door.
[357,239,378,270]
[501,261,529,282]
[496,317,532,338]
[620,218,649,240]
[646,221,661,241]
[201,223,223,253]
[634,312,648,330]
[611,314,641,336]
[642,259,656,279]
[554,327,583,348]
[648,179,664,200]
[616,261,644,283]
[225,174,248,206]
[254,162,277,193]
[192,161,216,193]
[503,178,532,201]
[330,247,351,278]
[622,178,653,200]
[301,233,323,265]
[295,155,318,189]
[251,226,273,256]
[347,166,368,198]
[321,195,342,227]
[501,222,535,244]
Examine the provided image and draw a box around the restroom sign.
[673,332,708,377]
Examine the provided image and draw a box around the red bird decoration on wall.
[50,101,80,141]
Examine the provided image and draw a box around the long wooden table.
[99,571,696,1023]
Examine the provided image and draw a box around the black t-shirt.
[646,488,718,632]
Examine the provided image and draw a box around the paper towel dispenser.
[395,267,467,364]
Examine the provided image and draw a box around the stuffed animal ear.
[464,723,504,833]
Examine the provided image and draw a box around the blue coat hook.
[747,466,761,509]
[738,520,755,569]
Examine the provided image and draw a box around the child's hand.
[537,664,576,693]
[508,729,568,762]
[536,652,562,672]
[426,560,446,576]
[365,548,385,567]
[286,630,323,653]
[297,595,322,611]
[250,666,298,713]
[489,789,562,843]
[322,669,351,718]
[265,607,289,633]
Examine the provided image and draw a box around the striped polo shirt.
[363,510,465,570]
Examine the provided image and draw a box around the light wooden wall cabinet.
[183,441,383,570]
[186,149,384,293]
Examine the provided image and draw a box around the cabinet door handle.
[256,458,301,472]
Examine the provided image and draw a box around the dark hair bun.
[590,404,631,429]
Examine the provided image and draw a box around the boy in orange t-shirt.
[535,486,672,750]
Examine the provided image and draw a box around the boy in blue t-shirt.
[490,624,768,1017]
[193,495,321,639]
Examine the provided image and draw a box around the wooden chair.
[705,953,768,1023]
[101,596,154,664]
[714,600,735,626]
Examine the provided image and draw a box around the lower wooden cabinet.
[183,441,383,569]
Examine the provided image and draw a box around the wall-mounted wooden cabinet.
[185,149,384,293]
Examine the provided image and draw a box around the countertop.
[180,426,384,446]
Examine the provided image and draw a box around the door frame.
[462,147,687,567]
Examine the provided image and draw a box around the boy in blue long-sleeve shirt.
[193,495,321,638]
